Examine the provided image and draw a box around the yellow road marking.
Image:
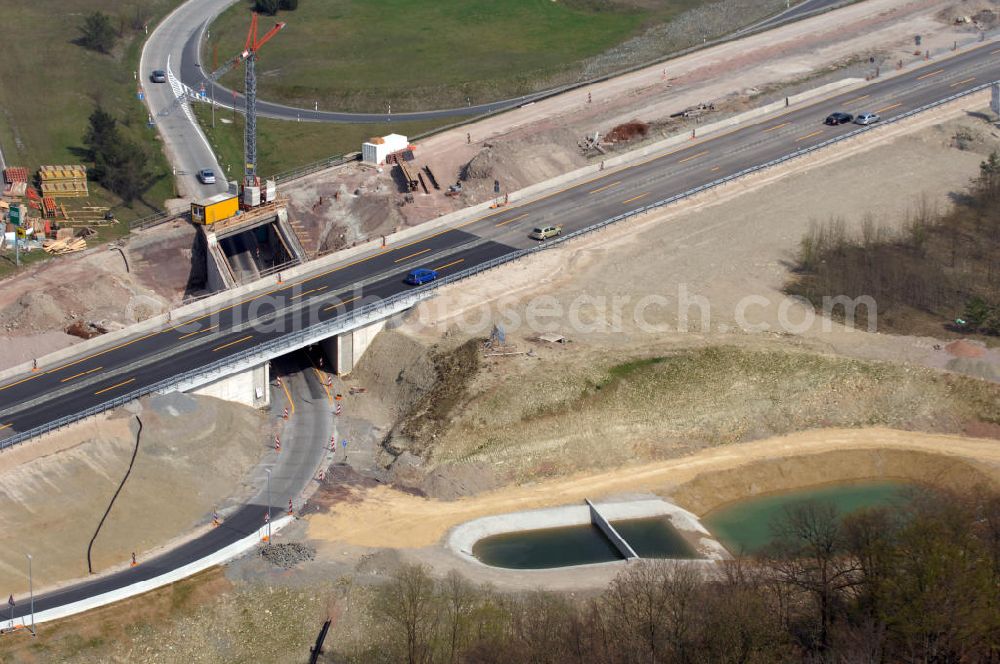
[916,68,944,80]
[589,180,622,194]
[844,94,869,105]
[678,150,709,164]
[874,102,901,114]
[950,76,976,87]
[94,378,135,396]
[622,192,651,204]
[322,295,361,313]
[795,129,824,142]
[763,122,789,133]
[178,324,218,340]
[0,374,41,393]
[312,366,333,403]
[213,335,253,352]
[435,258,465,271]
[495,213,528,227]
[394,248,431,263]
[60,366,103,383]
[279,372,296,414]
[290,285,328,300]
[0,423,11,431]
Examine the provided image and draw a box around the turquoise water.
[471,517,698,569]
[702,480,915,555]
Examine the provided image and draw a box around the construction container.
[191,193,239,225]
[264,179,277,203]
[362,133,408,164]
[242,186,261,208]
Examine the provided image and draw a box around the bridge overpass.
[1,39,998,448]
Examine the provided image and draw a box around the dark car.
[824,112,853,125]
[150,70,167,83]
[405,268,438,285]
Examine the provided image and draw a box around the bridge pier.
[320,319,385,376]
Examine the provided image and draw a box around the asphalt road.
[3,42,998,445]
[6,353,332,621]
[140,0,232,199]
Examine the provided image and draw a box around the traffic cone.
[288,499,294,516]
[130,552,137,568]
[274,435,281,453]
[282,407,289,420]
[318,470,325,482]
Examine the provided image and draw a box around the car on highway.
[197,169,216,185]
[529,224,562,240]
[150,69,167,83]
[824,112,853,125]
[405,268,438,285]
[854,112,881,125]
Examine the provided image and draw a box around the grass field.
[208,0,707,112]
[0,1,182,221]
[194,104,448,179]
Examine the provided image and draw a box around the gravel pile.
[259,542,316,569]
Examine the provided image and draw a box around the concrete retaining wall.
[192,362,270,409]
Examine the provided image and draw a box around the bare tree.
[374,564,441,664]
[765,501,859,657]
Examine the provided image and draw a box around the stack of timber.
[42,236,87,254]
[38,165,88,198]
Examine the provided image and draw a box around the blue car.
[406,268,438,285]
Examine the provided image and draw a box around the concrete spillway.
[587,498,639,560]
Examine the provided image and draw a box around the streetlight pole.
[26,554,34,637]
[265,468,272,544]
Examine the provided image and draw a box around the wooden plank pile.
[38,165,88,198]
[42,236,87,254]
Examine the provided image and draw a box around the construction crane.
[160,13,285,200]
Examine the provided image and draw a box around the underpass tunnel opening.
[219,221,296,284]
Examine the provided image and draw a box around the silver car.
[197,169,216,185]
[854,112,881,125]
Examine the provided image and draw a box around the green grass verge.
[0,1,182,218]
[0,1,185,279]
[193,103,448,180]
[207,0,706,112]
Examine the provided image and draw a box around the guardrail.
[128,209,176,231]
[1,79,992,450]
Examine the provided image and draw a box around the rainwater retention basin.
[703,480,917,555]
[473,517,697,569]
[450,499,729,571]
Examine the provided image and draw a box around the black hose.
[87,415,142,574]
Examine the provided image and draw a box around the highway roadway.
[3,42,998,445]
[5,353,333,622]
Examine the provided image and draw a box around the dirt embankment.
[0,392,267,594]
[360,339,1000,497]
[305,427,1000,550]
[0,222,197,371]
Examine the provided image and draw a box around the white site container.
[361,133,408,164]
[264,179,277,202]
[242,185,261,207]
